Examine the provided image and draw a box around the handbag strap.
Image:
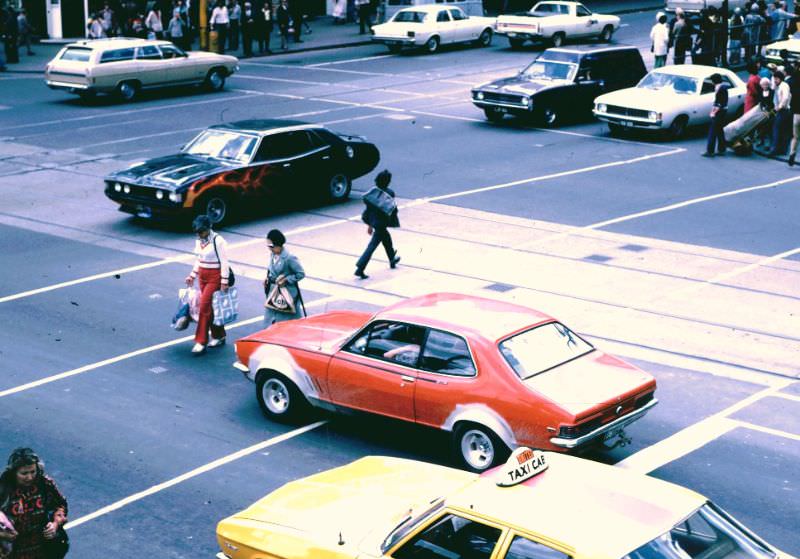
[296,285,307,318]
[212,234,230,279]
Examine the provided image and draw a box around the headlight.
[476,91,484,100]
[596,103,607,113]
[155,190,165,200]
[123,184,131,194]
[114,182,122,192]
[766,49,777,56]
[345,145,355,158]
[169,192,182,203]
[648,111,661,121]
[523,97,531,106]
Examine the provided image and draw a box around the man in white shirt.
[210,0,230,53]
[770,70,792,155]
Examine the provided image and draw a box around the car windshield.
[393,10,426,22]
[520,60,577,81]
[638,72,699,95]
[182,130,258,163]
[381,499,444,553]
[624,503,775,559]
[499,322,593,379]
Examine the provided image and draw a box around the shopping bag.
[172,287,199,330]
[212,287,239,326]
[180,287,200,322]
[265,284,296,314]
[362,187,397,217]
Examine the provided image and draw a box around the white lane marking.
[306,53,395,67]
[0,93,263,132]
[774,391,800,403]
[0,296,340,397]
[11,119,143,140]
[235,73,338,87]
[733,419,800,441]
[517,175,800,250]
[0,150,680,304]
[65,420,327,530]
[78,127,206,148]
[617,380,793,473]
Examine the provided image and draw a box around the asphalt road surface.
[1,10,799,559]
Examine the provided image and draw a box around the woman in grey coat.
[263,229,305,327]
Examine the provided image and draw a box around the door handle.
[400,375,415,383]
[282,163,291,167]
[322,155,331,160]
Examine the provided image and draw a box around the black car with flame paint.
[104,119,380,226]
[471,45,645,127]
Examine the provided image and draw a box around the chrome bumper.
[473,99,529,110]
[594,113,663,129]
[372,37,416,45]
[216,553,230,559]
[233,360,256,382]
[46,80,91,91]
[550,398,658,449]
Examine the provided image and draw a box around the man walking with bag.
[355,169,400,280]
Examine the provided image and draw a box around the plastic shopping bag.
[212,287,239,326]
[172,287,199,330]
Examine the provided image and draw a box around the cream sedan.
[593,65,746,140]
[45,38,239,101]
[371,5,496,54]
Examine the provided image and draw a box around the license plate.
[603,427,623,442]
[135,205,153,219]
[496,107,508,113]
[508,32,517,37]
[620,120,632,127]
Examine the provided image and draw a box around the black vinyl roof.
[209,119,318,135]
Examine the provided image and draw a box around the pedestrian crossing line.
[65,420,328,530]
[0,295,340,398]
[616,380,794,473]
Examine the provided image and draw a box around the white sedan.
[371,5,496,54]
[593,65,746,139]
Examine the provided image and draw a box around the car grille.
[605,105,650,119]
[481,92,525,105]
[106,181,175,206]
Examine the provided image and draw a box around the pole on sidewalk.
[199,0,209,51]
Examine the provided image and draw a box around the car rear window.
[60,47,92,62]
[393,10,426,22]
[499,322,594,379]
[100,48,135,63]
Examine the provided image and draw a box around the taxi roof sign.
[496,448,548,487]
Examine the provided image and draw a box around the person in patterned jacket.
[0,448,68,559]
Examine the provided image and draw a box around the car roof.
[375,293,553,342]
[397,4,460,12]
[546,44,636,56]
[652,64,734,78]
[448,452,704,558]
[65,37,172,50]
[208,119,323,136]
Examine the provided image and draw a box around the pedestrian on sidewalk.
[100,2,115,37]
[228,0,241,51]
[769,69,792,155]
[787,65,800,164]
[276,0,290,50]
[3,7,19,64]
[355,170,401,280]
[0,448,69,559]
[258,0,274,53]
[745,60,762,112]
[355,0,371,34]
[333,0,346,24]
[650,12,670,68]
[671,9,692,64]
[242,1,255,57]
[263,229,305,328]
[729,7,744,64]
[701,73,729,157]
[290,0,304,42]
[16,9,34,56]
[167,10,186,46]
[210,0,230,53]
[145,4,164,39]
[185,215,230,355]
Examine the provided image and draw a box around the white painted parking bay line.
[733,419,800,442]
[307,53,395,67]
[65,420,327,530]
[617,380,793,474]
[0,296,340,398]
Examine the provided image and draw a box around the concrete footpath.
[3,0,659,74]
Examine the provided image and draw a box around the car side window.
[437,10,450,22]
[392,513,502,559]
[346,321,426,367]
[255,131,315,161]
[575,5,591,16]
[100,48,135,63]
[419,330,476,377]
[159,45,184,59]
[136,45,162,60]
[504,536,570,559]
[449,8,467,20]
[533,3,553,14]
[720,75,734,89]
[700,79,715,95]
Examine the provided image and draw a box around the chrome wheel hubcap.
[544,109,557,125]
[263,379,289,414]
[330,174,348,198]
[206,198,226,223]
[209,72,223,89]
[120,84,134,99]
[461,429,494,470]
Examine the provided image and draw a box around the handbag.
[212,287,239,326]
[0,511,13,559]
[362,187,397,217]
[212,235,236,287]
[265,283,296,314]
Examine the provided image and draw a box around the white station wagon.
[45,38,239,101]
[371,5,496,54]
[593,65,746,140]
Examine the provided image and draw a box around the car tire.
[667,115,688,140]
[198,191,232,227]
[205,68,226,92]
[476,28,493,47]
[551,32,565,48]
[116,80,139,102]
[600,25,614,42]
[452,423,508,473]
[425,35,440,54]
[256,371,309,423]
[483,107,505,123]
[387,44,403,54]
[608,122,625,137]
[508,37,525,50]
[327,172,352,201]
[541,107,559,128]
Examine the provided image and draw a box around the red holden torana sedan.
[233,293,657,471]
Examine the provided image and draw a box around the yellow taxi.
[215,448,794,559]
